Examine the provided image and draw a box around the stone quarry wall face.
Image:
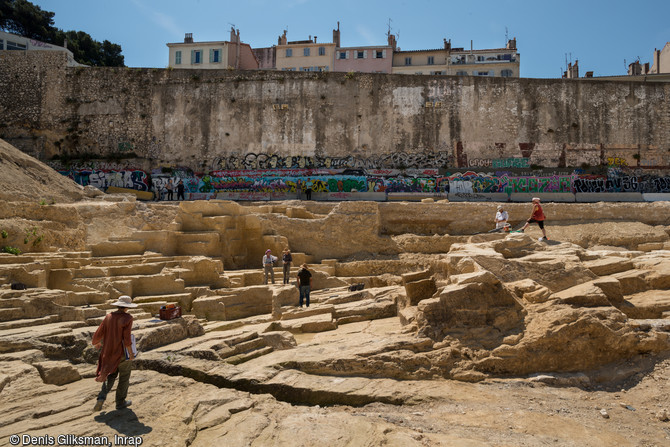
[2,51,670,172]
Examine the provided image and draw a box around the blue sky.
[32,0,670,78]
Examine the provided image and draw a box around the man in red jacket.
[92,295,137,411]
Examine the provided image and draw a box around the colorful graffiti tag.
[54,165,670,198]
[59,169,150,191]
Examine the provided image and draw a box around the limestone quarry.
[1,137,669,446]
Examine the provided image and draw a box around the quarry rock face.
[1,142,670,445]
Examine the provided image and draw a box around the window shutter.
[363,50,367,59]
[191,50,195,64]
[209,49,214,63]
[382,49,386,59]
[346,51,349,59]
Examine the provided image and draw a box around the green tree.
[0,0,124,67]
[0,0,54,39]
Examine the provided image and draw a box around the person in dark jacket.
[297,264,313,307]
[281,248,293,284]
[177,180,185,200]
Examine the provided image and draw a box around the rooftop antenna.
[505,26,509,43]
[387,18,392,37]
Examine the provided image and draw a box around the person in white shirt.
[494,205,509,230]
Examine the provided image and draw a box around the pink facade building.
[333,46,393,73]
[332,24,394,73]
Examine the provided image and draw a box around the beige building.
[167,28,258,70]
[275,30,336,72]
[650,42,670,74]
[0,30,84,67]
[392,38,520,77]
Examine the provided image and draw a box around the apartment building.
[650,42,670,74]
[0,30,84,67]
[393,38,520,77]
[274,29,336,72]
[332,24,393,73]
[166,28,258,70]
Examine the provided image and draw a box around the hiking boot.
[116,400,132,410]
[93,400,104,412]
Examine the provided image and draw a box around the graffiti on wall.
[213,151,455,170]
[467,158,530,169]
[55,166,670,197]
[60,169,150,191]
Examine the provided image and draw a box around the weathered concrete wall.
[2,51,670,173]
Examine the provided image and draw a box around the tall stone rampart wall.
[2,51,670,200]
[2,50,670,171]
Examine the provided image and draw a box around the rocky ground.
[1,139,669,446]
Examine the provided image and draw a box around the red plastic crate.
[159,306,182,320]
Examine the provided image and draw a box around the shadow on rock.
[94,409,153,436]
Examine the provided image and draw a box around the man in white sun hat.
[92,295,137,411]
[494,205,509,230]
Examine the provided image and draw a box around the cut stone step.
[225,346,274,365]
[0,314,59,330]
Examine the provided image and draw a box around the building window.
[405,57,412,65]
[338,51,347,59]
[501,69,513,77]
[6,40,27,51]
[0,39,4,50]
[376,50,384,58]
[210,49,220,63]
[430,71,443,75]
[357,50,364,59]
[304,47,310,56]
[286,48,293,57]
[476,71,489,76]
[319,46,325,56]
[456,71,468,76]
[191,50,202,64]
[428,56,434,65]
[175,51,181,65]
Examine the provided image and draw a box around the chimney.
[333,22,340,47]
[585,71,593,78]
[314,36,317,43]
[654,48,661,73]
[387,33,396,49]
[443,38,451,51]
[278,30,287,46]
[236,29,241,69]
[184,33,193,43]
[567,60,579,78]
[506,38,516,50]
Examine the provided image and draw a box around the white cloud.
[356,25,377,46]
[130,0,183,38]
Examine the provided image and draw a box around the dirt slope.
[0,139,85,203]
